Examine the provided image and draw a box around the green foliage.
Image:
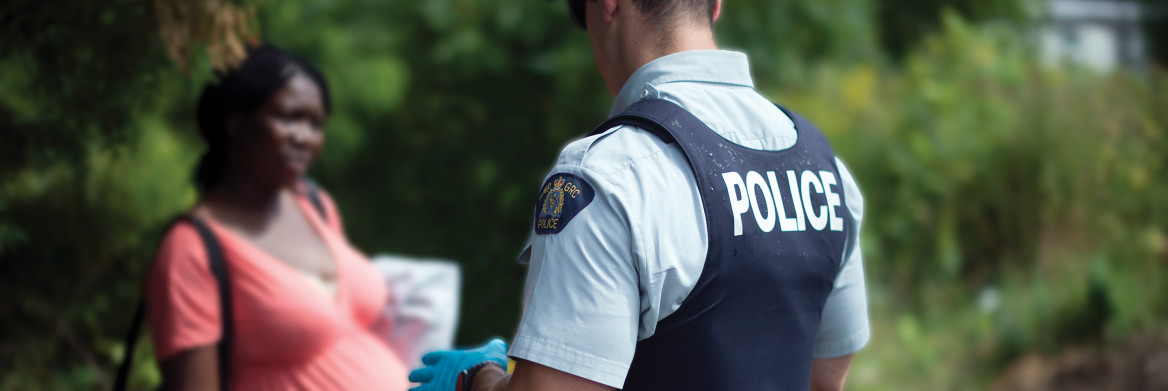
[716,0,881,82]
[875,0,1030,59]
[2,1,1166,390]
[768,14,1168,390]
[0,0,167,175]
[1,114,198,389]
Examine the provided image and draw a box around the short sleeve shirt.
[508,50,870,388]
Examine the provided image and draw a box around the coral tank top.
[146,191,410,390]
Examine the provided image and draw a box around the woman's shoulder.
[298,178,344,232]
[146,215,224,360]
[152,216,216,272]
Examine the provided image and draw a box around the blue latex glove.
[408,338,508,391]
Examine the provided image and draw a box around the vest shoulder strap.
[588,99,801,143]
[588,99,688,143]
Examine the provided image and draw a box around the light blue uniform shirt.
[509,50,870,388]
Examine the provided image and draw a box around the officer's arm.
[472,359,615,391]
[810,354,854,391]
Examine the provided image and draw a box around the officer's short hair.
[632,0,717,27]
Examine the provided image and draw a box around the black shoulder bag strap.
[301,176,328,223]
[114,215,233,391]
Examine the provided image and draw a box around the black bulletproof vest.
[589,99,850,390]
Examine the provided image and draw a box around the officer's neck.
[610,21,717,94]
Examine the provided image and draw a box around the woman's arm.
[158,345,219,391]
[148,222,226,390]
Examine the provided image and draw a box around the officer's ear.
[602,0,619,25]
[712,0,722,23]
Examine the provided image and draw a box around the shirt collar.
[610,50,755,116]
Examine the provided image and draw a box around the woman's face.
[232,72,326,188]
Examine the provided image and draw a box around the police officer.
[409,0,869,390]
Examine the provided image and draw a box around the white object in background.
[369,255,461,369]
[1040,0,1150,72]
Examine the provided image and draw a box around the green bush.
[768,14,1167,390]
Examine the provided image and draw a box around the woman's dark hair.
[194,45,331,193]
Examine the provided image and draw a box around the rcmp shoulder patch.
[534,173,595,235]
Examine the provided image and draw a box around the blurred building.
[1040,0,1150,72]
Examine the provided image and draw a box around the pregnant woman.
[146,45,410,390]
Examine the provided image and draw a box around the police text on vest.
[722,170,843,236]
